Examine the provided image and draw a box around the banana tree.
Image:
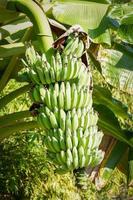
[0,0,133,189]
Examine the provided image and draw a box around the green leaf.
[0,7,20,23]
[0,18,32,41]
[98,46,133,94]
[95,105,133,147]
[118,25,133,44]
[93,85,130,120]
[99,141,128,187]
[0,42,26,57]
[52,1,109,31]
[109,3,133,25]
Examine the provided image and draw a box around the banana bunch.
[63,35,85,58]
[31,82,92,110]
[37,107,98,131]
[25,36,103,175]
[25,46,90,85]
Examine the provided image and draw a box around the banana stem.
[0,121,39,140]
[0,84,31,110]
[0,110,31,128]
[7,0,54,54]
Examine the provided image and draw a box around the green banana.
[66,111,72,130]
[54,107,59,124]
[54,82,59,96]
[60,150,67,164]
[58,128,66,150]
[32,86,41,102]
[70,37,79,54]
[35,64,46,84]
[37,113,51,130]
[49,111,58,129]
[49,67,56,83]
[56,153,64,165]
[74,40,84,58]
[59,109,66,131]
[29,69,40,84]
[71,86,78,108]
[78,146,85,168]
[58,87,64,109]
[45,89,52,110]
[66,129,72,150]
[43,62,51,84]
[52,136,60,152]
[72,147,79,169]
[72,131,78,147]
[64,82,71,110]
[77,128,83,140]
[39,85,46,102]
[77,89,84,108]
[47,136,57,153]
[63,36,75,55]
[66,149,73,169]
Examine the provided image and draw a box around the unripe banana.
[78,146,85,168]
[56,152,64,165]
[66,111,72,130]
[54,107,59,124]
[70,37,79,54]
[49,111,58,129]
[51,136,60,152]
[64,82,71,110]
[47,136,57,153]
[58,128,66,150]
[32,86,41,102]
[43,63,51,84]
[73,59,80,79]
[51,90,58,109]
[55,52,62,81]
[49,67,56,83]
[39,85,46,102]
[63,36,75,55]
[72,131,78,147]
[45,90,52,109]
[66,129,72,150]
[58,88,64,109]
[60,150,67,164]
[59,109,66,131]
[29,69,40,84]
[74,40,84,58]
[77,128,83,140]
[77,89,84,108]
[37,113,51,129]
[72,147,79,169]
[66,149,73,169]
[71,87,78,108]
[84,149,91,167]
[54,82,59,96]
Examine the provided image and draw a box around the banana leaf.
[52,1,110,44]
[0,7,20,23]
[109,3,133,25]
[0,18,32,41]
[98,46,133,95]
[118,24,133,44]
[94,105,133,147]
[98,141,128,188]
[93,85,131,121]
